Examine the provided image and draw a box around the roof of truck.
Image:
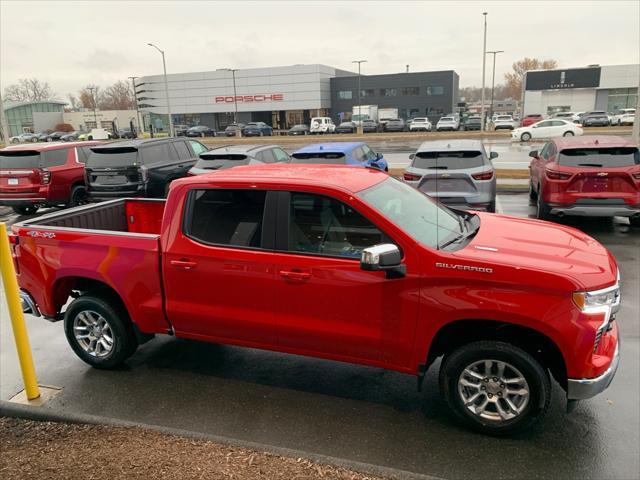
[174,163,387,193]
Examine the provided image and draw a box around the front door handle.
[278,270,311,282]
[170,259,197,270]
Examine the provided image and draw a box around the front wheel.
[563,131,575,137]
[12,205,39,215]
[520,132,532,142]
[439,341,551,435]
[64,294,138,369]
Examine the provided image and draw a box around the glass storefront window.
[608,87,638,113]
[402,87,420,96]
[338,90,353,99]
[380,88,397,97]
[361,89,375,98]
[426,86,444,95]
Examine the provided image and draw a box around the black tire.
[64,294,138,369]
[439,341,551,435]
[536,185,551,220]
[68,185,88,208]
[529,180,538,201]
[563,131,575,137]
[520,132,532,142]
[88,135,93,140]
[12,205,39,215]
[487,201,496,213]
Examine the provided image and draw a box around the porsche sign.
[215,94,284,103]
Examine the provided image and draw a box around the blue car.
[290,142,388,171]
[242,122,273,137]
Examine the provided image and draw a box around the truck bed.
[16,198,165,235]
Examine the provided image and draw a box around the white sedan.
[511,119,583,142]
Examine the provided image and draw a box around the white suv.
[409,117,432,132]
[493,115,516,130]
[611,108,635,126]
[310,117,336,134]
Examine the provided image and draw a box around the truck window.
[272,148,290,163]
[288,192,384,258]
[173,141,192,160]
[186,189,267,248]
[142,143,176,165]
[43,149,68,167]
[188,141,208,156]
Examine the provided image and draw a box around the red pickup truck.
[11,165,620,435]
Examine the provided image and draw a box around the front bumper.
[567,341,619,400]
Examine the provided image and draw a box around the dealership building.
[522,64,639,116]
[135,64,460,130]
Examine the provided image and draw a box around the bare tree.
[504,58,558,99]
[4,78,55,102]
[99,80,134,110]
[67,93,79,110]
[78,86,100,109]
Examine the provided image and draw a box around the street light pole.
[147,43,174,137]
[87,86,98,129]
[486,50,504,124]
[352,59,367,135]
[128,76,143,136]
[218,68,240,136]
[480,12,488,132]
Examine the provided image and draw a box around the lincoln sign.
[215,94,284,103]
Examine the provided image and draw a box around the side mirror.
[409,153,415,160]
[360,244,406,279]
[490,151,498,159]
[376,152,383,160]
[529,150,539,158]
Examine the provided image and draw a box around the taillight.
[403,172,422,181]
[40,168,51,184]
[545,168,572,180]
[472,170,494,181]
[632,172,640,180]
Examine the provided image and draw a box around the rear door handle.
[278,270,311,281]
[170,259,197,270]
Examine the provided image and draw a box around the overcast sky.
[1,0,639,100]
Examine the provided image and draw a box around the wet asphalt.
[1,195,639,480]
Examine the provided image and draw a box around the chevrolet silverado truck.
[10,165,620,435]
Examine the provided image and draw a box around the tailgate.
[0,150,43,195]
[567,171,638,195]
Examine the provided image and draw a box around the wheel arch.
[52,276,130,323]
[426,319,567,390]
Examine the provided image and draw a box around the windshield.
[0,152,41,169]
[413,151,485,169]
[87,148,139,167]
[558,147,639,167]
[291,152,346,164]
[358,177,463,249]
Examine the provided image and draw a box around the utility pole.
[0,91,10,143]
[487,50,504,125]
[480,12,488,132]
[352,59,367,135]
[128,76,143,135]
[148,43,174,137]
[406,64,409,73]
[87,86,98,129]
[218,68,240,136]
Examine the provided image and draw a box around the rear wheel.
[563,131,575,137]
[12,205,39,215]
[536,185,551,220]
[64,294,138,369]
[68,185,88,208]
[520,132,532,142]
[439,341,551,435]
[529,180,538,201]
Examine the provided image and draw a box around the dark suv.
[188,144,290,174]
[85,138,208,201]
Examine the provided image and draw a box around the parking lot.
[1,193,638,480]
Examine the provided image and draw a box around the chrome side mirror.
[360,244,406,278]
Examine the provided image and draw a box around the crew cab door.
[163,188,278,347]
[270,190,419,367]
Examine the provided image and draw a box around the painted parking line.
[495,195,503,214]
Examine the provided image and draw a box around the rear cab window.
[558,147,639,168]
[413,150,485,169]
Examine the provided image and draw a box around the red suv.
[529,136,640,225]
[521,114,544,127]
[0,141,102,215]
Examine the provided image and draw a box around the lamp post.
[218,68,240,136]
[128,76,143,136]
[480,12,488,132]
[87,86,98,129]
[352,59,367,135]
[147,43,174,137]
[486,50,504,124]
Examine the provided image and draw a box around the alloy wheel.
[73,310,115,357]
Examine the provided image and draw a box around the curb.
[0,400,443,480]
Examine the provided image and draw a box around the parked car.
[403,139,497,212]
[529,136,639,225]
[223,124,246,137]
[77,129,113,141]
[619,113,635,126]
[573,112,586,123]
[242,122,273,137]
[611,108,635,126]
[291,142,388,171]
[409,117,432,132]
[188,144,290,174]
[85,137,208,201]
[9,133,39,144]
[60,131,80,142]
[14,163,621,435]
[114,129,136,139]
[288,124,309,136]
[0,141,102,215]
[581,113,611,127]
[521,114,544,127]
[174,125,189,137]
[336,122,357,134]
[186,125,217,138]
[552,112,576,121]
[309,117,336,134]
[512,119,583,142]
[436,116,459,131]
[463,117,482,131]
[383,118,406,132]
[39,131,66,142]
[493,115,516,130]
[362,119,379,133]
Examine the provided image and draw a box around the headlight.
[572,277,620,313]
